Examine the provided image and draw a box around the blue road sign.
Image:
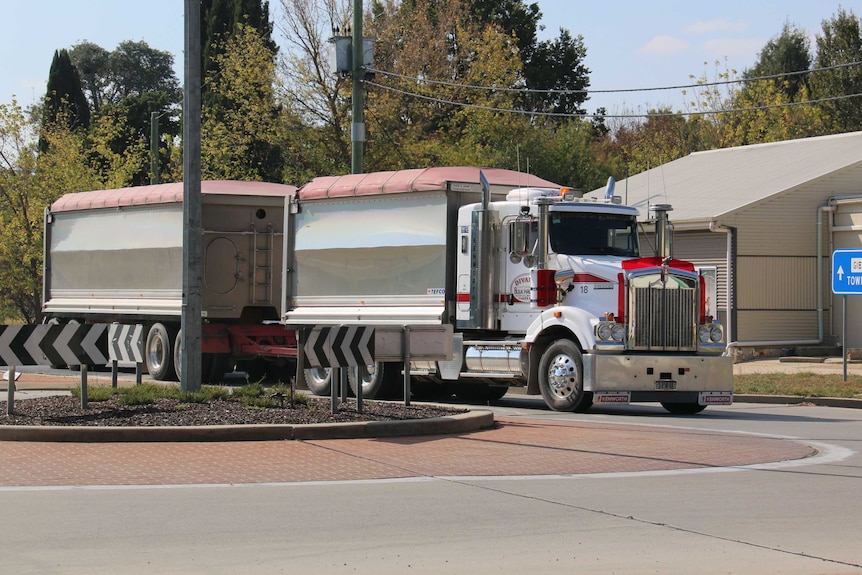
[832,249,862,295]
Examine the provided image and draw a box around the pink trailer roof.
[50,180,298,213]
[298,167,560,200]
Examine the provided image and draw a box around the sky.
[2,0,860,118]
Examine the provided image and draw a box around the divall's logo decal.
[511,274,531,303]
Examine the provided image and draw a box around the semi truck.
[43,167,732,413]
[283,167,731,413]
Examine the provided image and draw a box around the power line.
[368,60,862,97]
[364,78,862,120]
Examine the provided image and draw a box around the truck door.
[500,217,539,332]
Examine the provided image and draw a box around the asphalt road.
[1,397,860,575]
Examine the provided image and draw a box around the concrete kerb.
[0,409,495,443]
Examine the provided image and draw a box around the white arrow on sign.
[838,265,845,281]
[23,324,52,365]
[81,324,108,365]
[0,325,24,365]
[53,323,82,366]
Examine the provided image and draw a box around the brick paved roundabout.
[0,368,828,488]
[0,416,815,488]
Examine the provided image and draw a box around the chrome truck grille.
[629,281,697,351]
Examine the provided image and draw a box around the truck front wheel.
[538,339,592,412]
[145,323,177,381]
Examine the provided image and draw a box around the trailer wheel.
[304,368,331,396]
[173,331,183,381]
[661,402,707,414]
[538,339,592,412]
[203,354,232,384]
[348,362,400,399]
[145,323,177,381]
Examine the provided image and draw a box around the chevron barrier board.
[109,324,145,363]
[302,324,454,368]
[304,325,375,368]
[0,323,109,367]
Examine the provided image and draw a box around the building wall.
[714,169,862,344]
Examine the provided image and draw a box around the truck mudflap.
[584,353,733,404]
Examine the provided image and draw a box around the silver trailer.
[43,180,297,381]
[283,167,560,397]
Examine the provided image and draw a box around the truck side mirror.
[509,218,535,264]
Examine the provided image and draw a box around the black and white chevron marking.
[304,326,375,368]
[0,324,109,366]
[109,324,144,363]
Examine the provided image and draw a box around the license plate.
[655,380,677,391]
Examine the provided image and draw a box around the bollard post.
[402,326,411,406]
[81,364,89,410]
[355,366,363,414]
[111,359,119,389]
[331,367,339,414]
[5,365,15,416]
[340,364,348,404]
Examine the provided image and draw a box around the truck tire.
[538,339,592,412]
[304,367,332,396]
[203,353,232,384]
[661,402,707,414]
[173,331,183,381]
[145,323,177,381]
[348,362,400,399]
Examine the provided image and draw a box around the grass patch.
[231,382,307,408]
[72,382,307,408]
[734,372,862,398]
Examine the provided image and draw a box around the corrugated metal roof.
[299,166,559,199]
[589,131,862,222]
[50,180,298,212]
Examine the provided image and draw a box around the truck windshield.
[549,211,639,257]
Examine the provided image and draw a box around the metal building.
[591,131,862,358]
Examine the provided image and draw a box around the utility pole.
[150,110,160,185]
[351,0,364,174]
[181,0,203,392]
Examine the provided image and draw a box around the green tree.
[67,41,110,113]
[202,24,283,181]
[810,7,862,133]
[466,0,590,115]
[202,0,277,109]
[368,0,552,170]
[1,102,100,322]
[69,40,182,185]
[40,49,90,151]
[743,21,812,101]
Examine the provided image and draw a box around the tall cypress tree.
[40,49,90,151]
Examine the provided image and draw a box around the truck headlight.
[596,321,625,343]
[597,323,613,341]
[698,324,724,343]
